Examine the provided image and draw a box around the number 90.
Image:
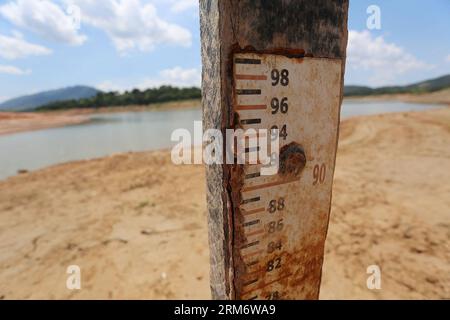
[313,164,326,185]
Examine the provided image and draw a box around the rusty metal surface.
[230,52,342,299]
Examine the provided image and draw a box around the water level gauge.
[231,52,343,300]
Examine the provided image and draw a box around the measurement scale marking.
[235,58,261,65]
[245,228,264,237]
[243,278,259,287]
[240,118,261,125]
[241,240,260,249]
[242,132,267,140]
[244,146,260,153]
[236,74,267,81]
[236,89,262,95]
[243,219,260,227]
[245,172,261,180]
[244,268,265,278]
[242,178,300,192]
[246,260,259,267]
[241,196,261,204]
[242,207,265,216]
[236,104,267,111]
[241,273,293,295]
[242,249,264,258]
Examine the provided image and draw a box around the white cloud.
[0,32,52,59]
[347,30,432,86]
[446,54,450,63]
[170,0,198,13]
[0,64,31,75]
[0,0,86,46]
[97,66,201,92]
[0,0,191,53]
[65,0,192,53]
[145,66,201,87]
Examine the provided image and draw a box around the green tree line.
[36,86,201,111]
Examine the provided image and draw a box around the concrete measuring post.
[200,0,349,300]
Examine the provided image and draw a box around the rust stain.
[279,142,307,179]
[231,43,309,60]
[283,239,327,300]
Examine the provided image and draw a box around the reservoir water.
[0,101,443,180]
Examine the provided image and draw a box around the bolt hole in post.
[200,0,349,300]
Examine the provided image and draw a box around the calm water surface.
[0,101,443,180]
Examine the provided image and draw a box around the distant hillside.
[344,85,373,96]
[0,86,100,111]
[36,86,202,111]
[344,74,450,96]
[3,74,448,112]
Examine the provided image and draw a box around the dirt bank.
[0,99,201,136]
[345,88,450,106]
[0,112,89,136]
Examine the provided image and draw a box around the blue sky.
[0,0,449,103]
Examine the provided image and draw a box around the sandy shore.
[345,88,450,106]
[0,112,89,136]
[0,107,449,299]
[0,99,201,136]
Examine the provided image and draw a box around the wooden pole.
[200,0,349,300]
